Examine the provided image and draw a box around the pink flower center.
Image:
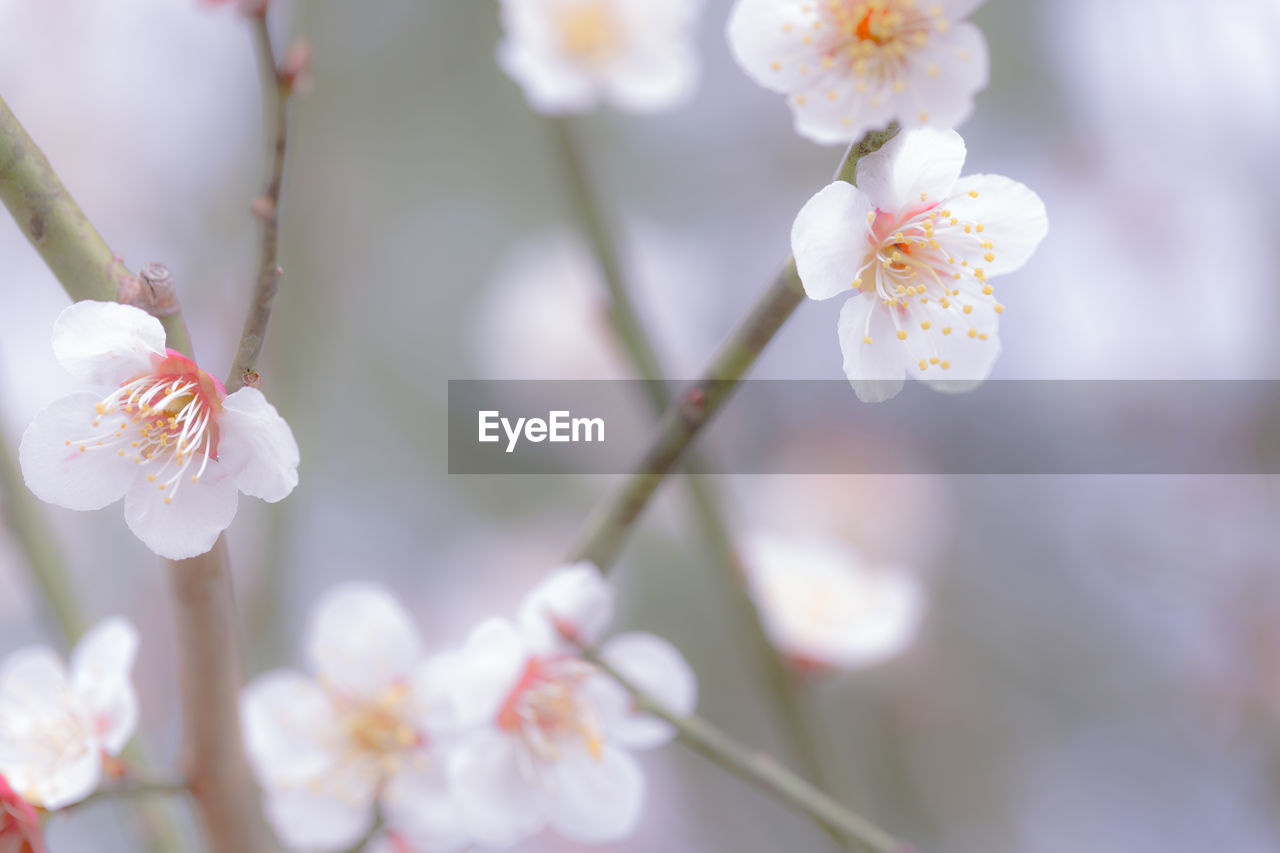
[497,656,604,762]
[69,349,225,505]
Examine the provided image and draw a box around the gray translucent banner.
[447,380,1280,474]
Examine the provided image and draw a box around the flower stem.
[226,16,292,394]
[75,779,190,807]
[550,115,862,843]
[563,123,899,569]
[577,641,907,853]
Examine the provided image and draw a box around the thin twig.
[226,17,292,393]
[550,115,858,844]
[75,779,190,807]
[564,124,899,569]
[572,638,908,853]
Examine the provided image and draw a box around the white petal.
[517,562,613,653]
[69,617,139,756]
[380,763,469,853]
[725,0,816,95]
[410,651,467,737]
[50,301,166,387]
[0,647,100,810]
[855,127,967,213]
[904,21,989,132]
[19,393,138,511]
[603,41,698,112]
[792,182,876,301]
[305,583,423,700]
[496,13,601,116]
[240,669,341,790]
[217,387,300,503]
[449,729,547,848]
[262,782,377,853]
[836,294,908,402]
[448,619,529,729]
[122,466,239,560]
[593,632,697,749]
[944,174,1049,277]
[545,743,644,844]
[909,301,1002,394]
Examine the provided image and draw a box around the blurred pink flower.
[19,301,299,560]
[728,0,989,144]
[792,127,1047,401]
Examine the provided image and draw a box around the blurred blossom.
[472,228,710,380]
[18,302,299,561]
[445,564,697,847]
[792,127,1047,401]
[727,0,988,144]
[496,0,703,114]
[0,618,138,810]
[241,583,465,852]
[0,773,44,853]
[741,532,923,670]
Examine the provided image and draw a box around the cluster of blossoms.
[0,619,139,812]
[241,563,697,851]
[19,301,299,560]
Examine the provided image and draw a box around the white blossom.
[497,0,702,114]
[445,563,697,848]
[791,127,1047,401]
[241,584,465,852]
[19,301,299,560]
[727,0,989,144]
[742,533,923,670]
[0,618,139,810]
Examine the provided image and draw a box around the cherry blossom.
[19,301,299,560]
[496,0,702,114]
[240,584,465,852]
[445,563,697,848]
[742,533,923,670]
[727,0,990,144]
[0,618,139,811]
[791,127,1047,401]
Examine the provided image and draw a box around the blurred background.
[1,0,1279,851]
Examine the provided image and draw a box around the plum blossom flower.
[742,533,923,670]
[497,0,703,114]
[19,301,299,560]
[792,127,1047,401]
[445,563,697,848]
[240,584,464,853]
[727,0,989,144]
[0,618,139,811]
[0,774,45,853]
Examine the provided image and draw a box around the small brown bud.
[241,371,262,389]
[251,195,277,221]
[279,37,313,96]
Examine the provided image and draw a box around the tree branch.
[226,17,292,393]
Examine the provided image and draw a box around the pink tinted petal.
[855,127,967,213]
[240,669,340,790]
[518,562,613,653]
[545,743,644,843]
[595,632,697,750]
[449,729,546,848]
[69,618,139,756]
[836,294,909,402]
[448,619,529,728]
[792,182,876,301]
[122,467,239,560]
[19,393,138,511]
[217,387,300,503]
[305,584,422,700]
[50,301,166,387]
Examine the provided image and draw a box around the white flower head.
[792,127,1047,401]
[742,533,923,670]
[241,584,466,853]
[19,301,300,560]
[497,0,703,114]
[728,0,990,144]
[0,618,139,810]
[446,563,697,848]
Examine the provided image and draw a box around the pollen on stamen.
[896,330,907,340]
[994,304,1005,314]
[862,335,874,345]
